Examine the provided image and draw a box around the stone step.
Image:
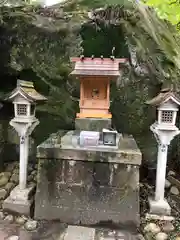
[63,226,95,240]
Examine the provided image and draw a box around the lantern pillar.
[3,119,39,215]
[149,122,180,216]
[155,143,168,202]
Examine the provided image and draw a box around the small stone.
[35,164,38,170]
[4,214,14,223]
[170,186,179,195]
[162,222,175,232]
[165,179,171,188]
[0,211,4,220]
[5,182,15,193]
[10,173,19,184]
[27,175,33,182]
[6,162,16,172]
[31,170,37,176]
[0,189,7,200]
[24,220,38,231]
[155,232,168,240]
[168,170,176,176]
[13,168,19,174]
[33,175,37,182]
[144,223,161,234]
[7,236,19,240]
[15,216,26,225]
[28,165,34,173]
[0,172,11,187]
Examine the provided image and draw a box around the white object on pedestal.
[149,122,180,216]
[146,90,180,217]
[3,80,47,215]
[10,120,39,189]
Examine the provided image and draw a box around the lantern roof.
[146,90,180,106]
[70,57,127,77]
[5,80,47,102]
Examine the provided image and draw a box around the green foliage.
[142,0,180,26]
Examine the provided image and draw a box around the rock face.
[35,130,142,227]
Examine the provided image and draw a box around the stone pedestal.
[35,130,142,228]
[75,118,111,131]
[3,184,35,216]
[149,198,171,216]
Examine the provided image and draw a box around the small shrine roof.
[146,91,180,106]
[70,57,127,77]
[6,80,47,102]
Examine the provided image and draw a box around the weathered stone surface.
[167,176,180,191]
[64,226,95,240]
[162,222,175,232]
[75,118,111,131]
[0,211,4,220]
[144,223,161,234]
[149,198,171,216]
[165,179,171,189]
[4,214,14,223]
[15,216,27,225]
[37,131,142,165]
[167,171,176,176]
[155,232,168,240]
[3,185,35,216]
[7,235,19,240]
[0,172,11,187]
[170,186,179,195]
[5,162,16,172]
[5,182,15,193]
[0,189,7,200]
[10,173,19,184]
[35,131,141,226]
[3,198,33,216]
[24,220,38,231]
[13,168,19,174]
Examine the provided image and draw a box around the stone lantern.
[146,90,180,216]
[3,80,47,215]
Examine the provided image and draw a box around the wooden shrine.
[70,57,127,119]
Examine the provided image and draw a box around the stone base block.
[64,226,95,240]
[3,184,35,216]
[75,118,111,131]
[149,198,171,216]
[146,213,175,221]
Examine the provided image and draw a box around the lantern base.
[3,184,35,216]
[149,198,171,216]
[75,118,112,131]
[76,113,112,119]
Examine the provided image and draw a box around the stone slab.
[35,159,140,226]
[149,198,171,216]
[145,213,175,221]
[75,118,112,131]
[64,226,95,240]
[37,131,142,165]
